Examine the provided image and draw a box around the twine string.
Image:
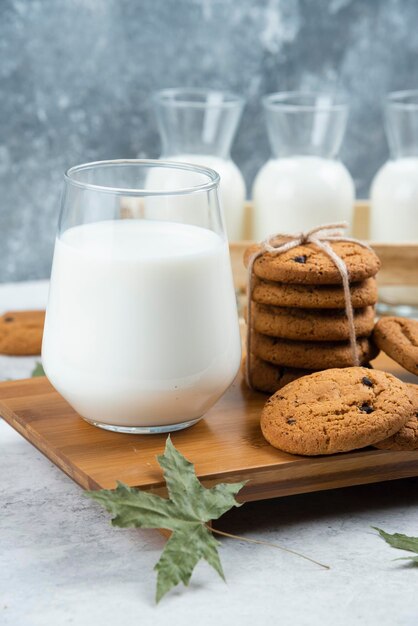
[245,222,373,389]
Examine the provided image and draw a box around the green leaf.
[87,482,184,531]
[86,436,245,602]
[31,362,45,377]
[154,524,224,603]
[395,556,418,564]
[157,437,245,522]
[373,527,418,565]
[373,527,418,553]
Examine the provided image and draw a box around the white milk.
[371,158,418,241]
[371,157,418,307]
[42,220,241,428]
[252,156,354,240]
[165,154,246,240]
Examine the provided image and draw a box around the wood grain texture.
[1,352,417,501]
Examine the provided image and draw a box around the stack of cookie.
[244,239,381,394]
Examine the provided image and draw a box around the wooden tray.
[1,352,418,501]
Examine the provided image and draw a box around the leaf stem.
[208,525,330,570]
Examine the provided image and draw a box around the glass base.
[82,416,202,434]
[377,286,418,319]
[376,301,418,319]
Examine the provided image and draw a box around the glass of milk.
[42,160,241,434]
[252,92,355,240]
[152,88,246,240]
[371,90,418,316]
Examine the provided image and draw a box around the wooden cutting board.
[1,352,418,501]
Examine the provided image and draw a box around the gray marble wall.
[1,0,418,282]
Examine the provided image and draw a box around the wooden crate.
[231,201,418,294]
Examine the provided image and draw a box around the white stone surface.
[1,280,418,626]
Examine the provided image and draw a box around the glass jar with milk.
[252,92,355,240]
[153,88,246,240]
[42,160,241,434]
[371,90,418,316]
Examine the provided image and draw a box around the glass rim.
[153,87,245,109]
[263,91,349,113]
[386,89,418,110]
[64,159,220,196]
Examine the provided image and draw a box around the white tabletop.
[1,280,417,626]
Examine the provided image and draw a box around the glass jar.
[252,92,355,240]
[42,160,241,434]
[370,90,418,316]
[153,88,246,240]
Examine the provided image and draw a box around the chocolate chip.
[287,418,297,425]
[4,317,13,323]
[359,402,374,414]
[361,376,373,387]
[293,255,307,264]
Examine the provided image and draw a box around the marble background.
[1,0,418,282]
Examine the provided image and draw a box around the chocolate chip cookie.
[0,310,45,356]
[252,332,379,370]
[251,277,378,309]
[373,317,418,376]
[261,367,414,456]
[251,303,375,341]
[244,240,380,285]
[374,384,418,451]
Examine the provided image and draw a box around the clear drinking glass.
[42,160,241,434]
[252,92,355,239]
[370,90,418,316]
[152,88,246,240]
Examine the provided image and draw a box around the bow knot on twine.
[246,222,373,388]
